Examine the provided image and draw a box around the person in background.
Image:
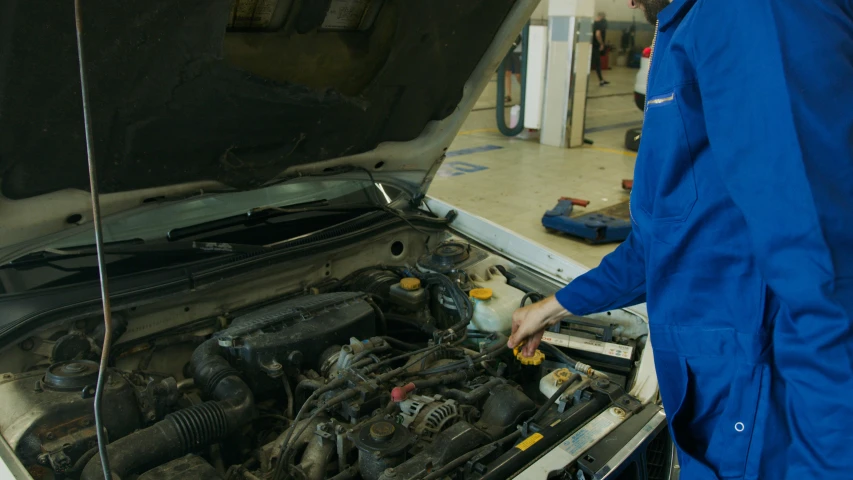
[504,34,522,103]
[509,0,853,478]
[592,12,609,86]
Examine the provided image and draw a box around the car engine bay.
[0,233,652,480]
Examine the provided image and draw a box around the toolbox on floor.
[542,197,631,244]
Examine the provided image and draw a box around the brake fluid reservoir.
[467,268,526,334]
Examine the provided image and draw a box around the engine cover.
[216,292,376,375]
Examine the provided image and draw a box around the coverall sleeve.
[692,0,853,476]
[554,229,646,316]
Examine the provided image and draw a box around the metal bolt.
[37,454,49,465]
[45,432,55,440]
[386,468,397,477]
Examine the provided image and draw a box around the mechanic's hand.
[507,296,568,357]
[600,45,605,52]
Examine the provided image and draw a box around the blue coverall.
[555,0,853,478]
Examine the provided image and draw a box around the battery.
[541,331,634,369]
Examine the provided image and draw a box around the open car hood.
[0,0,537,247]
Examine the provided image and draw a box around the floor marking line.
[585,121,643,134]
[457,127,500,136]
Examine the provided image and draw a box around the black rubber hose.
[530,373,580,424]
[415,336,508,376]
[81,339,255,480]
[414,348,505,376]
[439,377,506,404]
[366,298,388,335]
[385,313,437,335]
[294,378,323,409]
[421,430,521,480]
[92,315,128,349]
[519,292,543,308]
[495,24,529,138]
[69,446,98,473]
[493,265,542,296]
[410,371,467,390]
[380,336,424,351]
[420,273,473,337]
[540,341,580,368]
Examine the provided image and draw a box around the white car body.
[633,47,653,111]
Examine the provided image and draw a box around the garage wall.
[527,0,654,47]
[594,0,655,48]
[594,0,640,22]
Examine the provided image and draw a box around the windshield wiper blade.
[165,199,377,242]
[4,240,267,269]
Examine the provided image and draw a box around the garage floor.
[429,66,643,269]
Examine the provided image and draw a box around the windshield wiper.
[165,199,378,241]
[3,239,268,269]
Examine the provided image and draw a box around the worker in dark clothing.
[592,12,609,86]
[510,0,853,479]
[504,34,522,103]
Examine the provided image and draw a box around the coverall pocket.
[657,355,721,478]
[704,363,769,478]
[635,88,698,233]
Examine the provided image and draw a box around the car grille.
[645,427,672,480]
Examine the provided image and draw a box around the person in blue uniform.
[508,0,853,478]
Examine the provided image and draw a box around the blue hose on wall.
[496,23,529,137]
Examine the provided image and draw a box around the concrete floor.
[430,66,643,268]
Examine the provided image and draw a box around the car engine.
[0,241,648,480]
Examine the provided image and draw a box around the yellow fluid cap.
[400,277,421,291]
[554,368,571,384]
[513,346,545,366]
[469,288,493,300]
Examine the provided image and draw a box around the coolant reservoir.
[467,268,526,334]
[539,368,588,404]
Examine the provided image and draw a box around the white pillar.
[539,0,595,148]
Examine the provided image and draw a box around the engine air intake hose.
[167,401,229,451]
[81,339,256,480]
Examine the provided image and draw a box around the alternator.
[397,394,459,439]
